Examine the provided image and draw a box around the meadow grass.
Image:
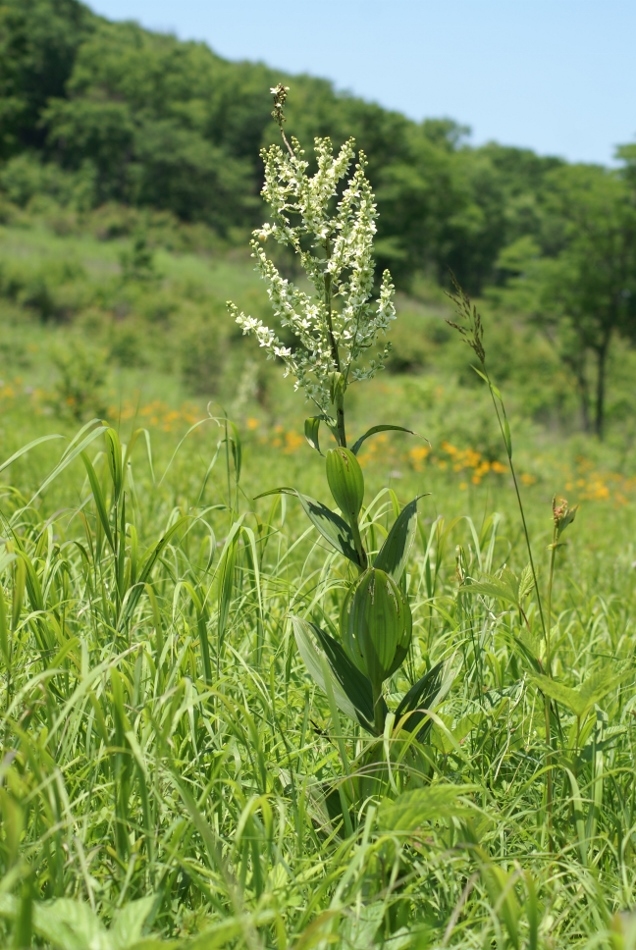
[2,214,636,948]
[0,399,636,949]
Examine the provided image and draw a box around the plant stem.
[483,362,554,847]
[546,528,558,676]
[372,682,385,734]
[335,388,347,448]
[224,417,232,517]
[350,517,368,572]
[484,367,547,639]
[544,696,554,852]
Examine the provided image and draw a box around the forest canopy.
[0,0,585,292]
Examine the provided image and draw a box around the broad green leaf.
[512,634,541,673]
[292,616,379,733]
[345,568,411,686]
[34,898,107,950]
[471,579,514,603]
[529,669,630,720]
[351,424,415,456]
[395,660,444,740]
[111,897,155,950]
[304,415,335,455]
[326,447,364,523]
[337,903,386,949]
[529,675,585,716]
[461,571,520,607]
[577,668,630,711]
[517,563,535,600]
[378,784,474,833]
[580,724,626,760]
[304,416,324,454]
[257,488,360,565]
[374,496,423,582]
[430,712,481,755]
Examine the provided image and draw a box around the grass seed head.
[445,273,486,365]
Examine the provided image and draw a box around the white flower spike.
[228,124,396,415]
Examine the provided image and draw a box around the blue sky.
[87,0,636,165]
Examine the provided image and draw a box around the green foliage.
[51,337,107,420]
[119,231,157,283]
[0,419,635,948]
[179,315,226,397]
[492,162,636,437]
[0,0,604,296]
[3,41,636,945]
[0,0,93,158]
[325,447,365,524]
[344,567,412,688]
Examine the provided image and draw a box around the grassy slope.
[1,216,636,948]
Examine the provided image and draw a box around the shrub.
[50,337,108,420]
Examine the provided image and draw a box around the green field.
[3,1,636,943]
[1,203,636,950]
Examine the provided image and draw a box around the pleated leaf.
[378,784,474,833]
[395,660,444,740]
[258,488,361,566]
[374,496,422,582]
[351,424,415,456]
[292,616,379,733]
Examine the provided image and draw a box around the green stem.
[575,715,580,771]
[335,389,347,448]
[372,681,385,734]
[484,367,547,639]
[350,517,368,573]
[546,526,558,676]
[224,416,234,521]
[484,363,554,846]
[544,694,554,852]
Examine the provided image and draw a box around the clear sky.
[86,0,636,166]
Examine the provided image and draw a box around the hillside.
[3,0,636,446]
[0,0,574,292]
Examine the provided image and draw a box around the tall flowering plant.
[229,86,442,747]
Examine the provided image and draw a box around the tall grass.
[0,419,635,948]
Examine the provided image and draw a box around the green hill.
[1,0,636,443]
[0,0,570,292]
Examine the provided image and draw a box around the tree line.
[1,0,636,436]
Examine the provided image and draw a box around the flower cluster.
[229,135,396,413]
